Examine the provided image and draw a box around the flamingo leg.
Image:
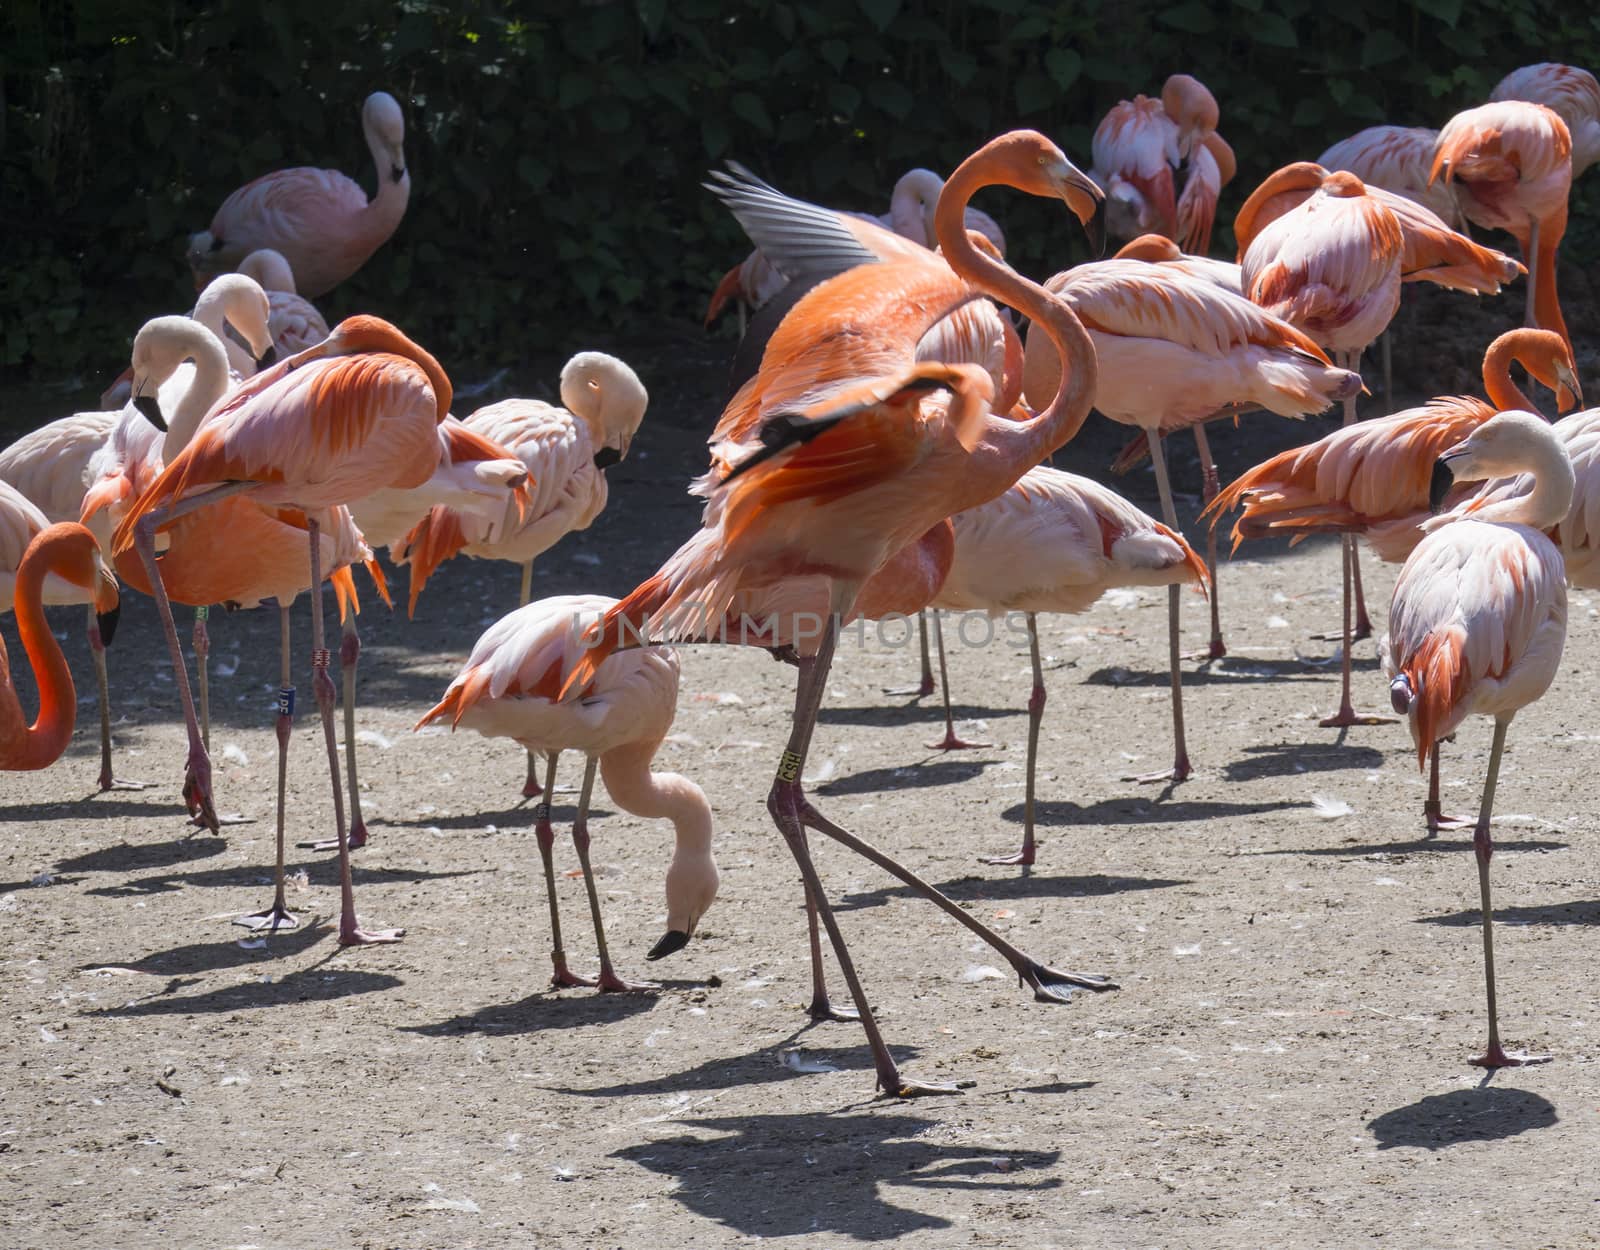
[884,610,936,698]
[771,619,1114,1095]
[88,605,147,792]
[300,613,373,853]
[518,559,544,799]
[193,606,211,753]
[237,604,299,933]
[1424,740,1472,835]
[533,751,596,989]
[802,859,860,1022]
[1190,424,1226,661]
[1380,329,1393,404]
[1523,218,1539,330]
[983,611,1042,867]
[1128,431,1192,783]
[306,517,401,946]
[569,755,656,993]
[1468,718,1548,1069]
[926,611,991,750]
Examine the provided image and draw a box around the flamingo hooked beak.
[132,391,167,432]
[1429,449,1467,514]
[646,929,689,960]
[93,558,121,645]
[1053,161,1107,258]
[1555,359,1583,413]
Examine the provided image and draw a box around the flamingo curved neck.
[1482,333,1543,413]
[163,333,232,463]
[598,743,713,855]
[3,551,76,769]
[362,125,411,245]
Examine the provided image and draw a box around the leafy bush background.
[3,0,1597,379]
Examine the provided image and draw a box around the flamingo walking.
[1384,410,1572,1068]
[560,131,1116,1096]
[1,522,121,772]
[187,92,410,298]
[113,315,452,946]
[1491,63,1600,178]
[1021,256,1361,778]
[931,467,1206,864]
[417,593,718,989]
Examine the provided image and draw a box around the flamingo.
[1431,101,1573,348]
[1491,63,1600,178]
[930,466,1207,865]
[417,593,718,990]
[112,314,452,946]
[1240,170,1403,728]
[397,352,647,797]
[2,522,121,772]
[1020,257,1361,779]
[1384,410,1572,1068]
[236,248,330,357]
[1204,327,1579,830]
[187,92,409,298]
[559,130,1116,1097]
[1318,126,1462,226]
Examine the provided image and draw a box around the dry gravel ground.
[5,290,1600,1249]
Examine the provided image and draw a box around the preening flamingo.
[1,522,120,773]
[1020,256,1361,778]
[236,248,330,357]
[1384,410,1572,1068]
[930,466,1207,865]
[187,92,410,298]
[1240,170,1403,728]
[397,351,648,797]
[1491,63,1600,178]
[113,314,452,946]
[1431,101,1574,348]
[417,593,718,990]
[562,131,1115,1097]
[1318,126,1461,226]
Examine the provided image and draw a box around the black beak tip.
[391,165,405,184]
[1428,458,1455,514]
[1087,197,1108,258]
[97,603,121,647]
[593,445,623,470]
[646,929,689,961]
[133,394,168,432]
[256,345,278,369]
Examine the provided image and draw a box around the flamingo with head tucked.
[1491,63,1600,179]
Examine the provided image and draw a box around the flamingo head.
[1522,331,1584,413]
[1162,74,1220,158]
[362,91,408,182]
[1431,409,1562,510]
[1114,233,1183,262]
[35,524,120,641]
[648,837,720,962]
[199,273,276,370]
[319,315,452,422]
[560,351,649,467]
[1232,162,1328,258]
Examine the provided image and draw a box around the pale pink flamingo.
[1,522,120,773]
[417,592,718,990]
[560,131,1115,1096]
[1240,170,1404,727]
[187,92,409,298]
[236,248,330,356]
[1491,64,1600,178]
[1318,126,1462,226]
[1020,257,1361,779]
[931,466,1207,864]
[397,351,647,797]
[1431,101,1574,347]
[1384,410,1572,1068]
[112,315,451,946]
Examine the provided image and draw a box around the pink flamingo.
[187,93,409,298]
[113,315,451,945]
[1491,64,1600,178]
[236,248,330,357]
[1318,126,1462,226]
[2,522,121,772]
[417,592,718,990]
[1384,410,1571,1068]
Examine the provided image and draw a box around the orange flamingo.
[1240,170,1404,728]
[1431,101,1573,348]
[113,315,450,946]
[561,131,1114,1096]
[1491,63,1600,178]
[187,92,409,298]
[1384,410,1572,1068]
[931,466,1207,865]
[1,523,120,772]
[1020,256,1360,778]
[417,593,718,991]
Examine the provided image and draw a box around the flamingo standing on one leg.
[1,523,120,772]
[1204,327,1580,830]
[113,315,453,946]
[187,92,410,297]
[931,467,1207,865]
[1240,170,1404,728]
[1384,410,1572,1068]
[560,131,1116,1097]
[417,593,718,990]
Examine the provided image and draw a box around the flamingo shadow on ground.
[53,836,227,875]
[1084,656,1379,688]
[834,872,1187,912]
[1248,835,1569,859]
[1221,742,1387,782]
[1368,1086,1557,1150]
[1019,797,1310,828]
[609,1107,1065,1240]
[84,859,480,898]
[78,921,327,977]
[0,796,193,824]
[1417,898,1600,928]
[818,759,993,796]
[818,702,1018,729]
[382,803,615,831]
[88,966,401,1017]
[406,988,661,1036]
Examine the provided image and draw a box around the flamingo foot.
[884,675,936,698]
[1319,708,1398,728]
[597,967,659,993]
[925,729,992,751]
[98,773,151,792]
[181,748,219,834]
[1126,756,1192,785]
[883,1077,963,1099]
[521,776,543,800]
[347,818,369,851]
[807,995,861,1023]
[1185,638,1227,662]
[233,903,300,933]
[298,830,365,852]
[1017,959,1118,1003]
[1469,1044,1551,1069]
[338,919,405,946]
[980,845,1036,867]
[550,958,599,989]
[1424,803,1474,835]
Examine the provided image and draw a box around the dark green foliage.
[2,0,1597,379]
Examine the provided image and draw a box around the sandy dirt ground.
[4,284,1600,1249]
